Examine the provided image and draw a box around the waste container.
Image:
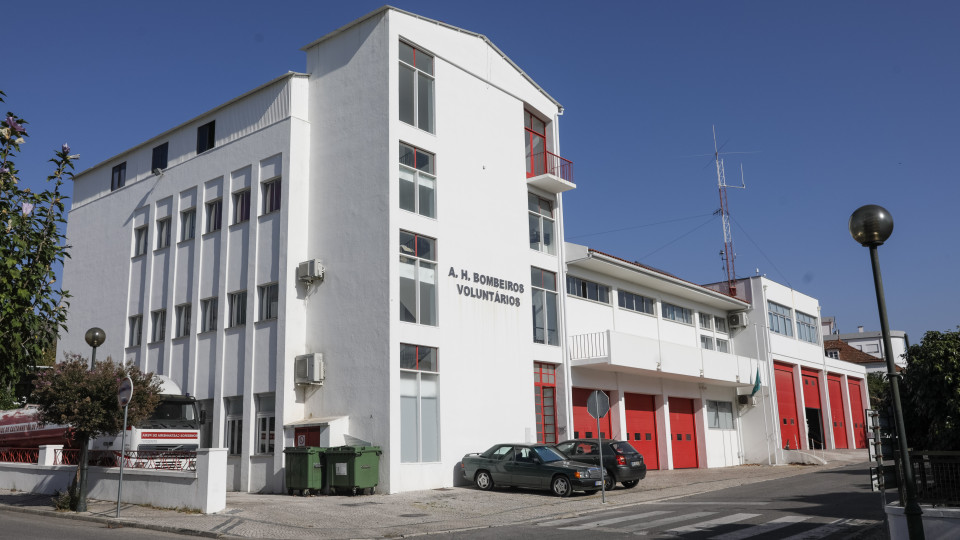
[324,445,382,495]
[283,446,326,496]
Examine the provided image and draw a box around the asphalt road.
[435,462,886,539]
[0,509,192,540]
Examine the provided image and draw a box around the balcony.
[527,150,575,194]
[568,330,756,387]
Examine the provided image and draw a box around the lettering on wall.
[448,267,523,307]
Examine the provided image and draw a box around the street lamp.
[848,204,924,539]
[84,327,105,370]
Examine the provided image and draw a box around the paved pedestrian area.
[0,450,870,539]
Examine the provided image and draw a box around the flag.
[750,367,761,396]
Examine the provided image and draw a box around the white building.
[824,328,910,369]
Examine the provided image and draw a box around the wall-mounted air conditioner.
[737,394,757,406]
[297,259,324,284]
[295,353,324,385]
[728,312,749,329]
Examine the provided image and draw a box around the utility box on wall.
[295,353,325,385]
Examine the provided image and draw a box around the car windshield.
[533,445,566,463]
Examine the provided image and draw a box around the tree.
[0,90,74,389]
[899,328,960,451]
[31,354,162,512]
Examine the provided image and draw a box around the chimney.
[858,326,864,333]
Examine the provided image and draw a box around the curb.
[0,503,226,539]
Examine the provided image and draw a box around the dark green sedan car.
[461,443,603,497]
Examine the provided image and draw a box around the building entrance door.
[801,369,824,449]
[669,397,698,469]
[624,393,659,470]
[775,363,801,450]
[848,378,867,449]
[828,375,848,449]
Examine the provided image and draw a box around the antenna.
[713,126,746,296]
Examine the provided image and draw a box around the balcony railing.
[570,331,609,360]
[529,151,574,184]
[55,449,197,472]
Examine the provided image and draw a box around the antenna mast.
[713,126,745,297]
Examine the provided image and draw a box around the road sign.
[118,376,134,407]
[587,390,610,419]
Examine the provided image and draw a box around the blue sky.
[7,1,959,343]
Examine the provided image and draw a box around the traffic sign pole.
[586,390,611,504]
[116,376,134,519]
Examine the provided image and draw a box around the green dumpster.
[283,446,326,496]
[325,445,382,495]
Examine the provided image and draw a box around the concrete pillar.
[38,445,63,466]
[197,448,227,513]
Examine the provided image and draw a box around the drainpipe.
[553,110,575,442]
[759,281,783,464]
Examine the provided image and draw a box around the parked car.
[461,443,603,497]
[554,439,647,490]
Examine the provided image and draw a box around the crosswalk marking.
[622,511,716,532]
[778,518,878,540]
[558,510,672,530]
[537,511,630,527]
[710,515,811,539]
[666,513,760,533]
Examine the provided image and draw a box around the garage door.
[848,378,867,449]
[624,393,659,470]
[669,397,698,469]
[775,363,801,450]
[827,374,848,449]
[572,387,612,439]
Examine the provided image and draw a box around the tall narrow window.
[528,193,555,254]
[717,339,730,353]
[700,335,715,350]
[399,231,437,326]
[768,301,794,337]
[200,297,218,333]
[150,309,166,343]
[224,397,243,455]
[524,110,546,177]
[180,208,196,242]
[156,218,171,249]
[531,267,558,346]
[400,344,439,463]
[152,142,168,171]
[534,362,557,444]
[399,143,436,218]
[228,291,247,328]
[206,199,222,233]
[175,303,191,338]
[715,315,729,333]
[133,225,148,256]
[399,41,435,133]
[707,400,734,429]
[256,394,275,454]
[258,283,279,321]
[232,189,250,224]
[111,162,127,191]
[262,179,281,214]
[699,313,713,330]
[128,315,143,347]
[197,121,215,153]
[796,311,819,343]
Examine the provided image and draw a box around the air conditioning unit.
[737,394,757,406]
[728,312,749,328]
[295,353,324,385]
[297,259,325,284]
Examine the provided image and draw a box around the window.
[864,343,880,354]
[262,179,281,214]
[531,267,559,346]
[197,120,215,153]
[258,283,279,321]
[398,41,435,133]
[533,363,557,444]
[707,400,734,429]
[528,193,556,254]
[152,142,168,171]
[700,335,714,350]
[228,291,247,328]
[699,313,713,330]
[133,225,148,256]
[232,189,250,224]
[662,302,692,324]
[400,344,439,462]
[175,303,191,338]
[566,276,610,303]
[796,311,819,343]
[111,162,127,191]
[256,394,275,455]
[715,315,728,333]
[205,199,222,233]
[128,315,142,347]
[717,338,730,353]
[180,208,196,242]
[156,217,171,249]
[399,143,436,218]
[150,309,166,343]
[768,301,794,336]
[200,297,218,333]
[619,291,655,315]
[224,397,243,456]
[399,231,437,325]
[524,110,547,177]
[826,349,839,359]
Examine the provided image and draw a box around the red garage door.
[801,369,825,449]
[624,393,659,470]
[848,378,867,449]
[828,374,848,449]
[775,363,801,450]
[669,397,698,469]
[572,387,612,439]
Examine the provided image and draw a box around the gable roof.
[823,338,900,370]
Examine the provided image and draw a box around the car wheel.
[551,475,572,497]
[622,479,640,489]
[603,470,615,491]
[475,470,494,491]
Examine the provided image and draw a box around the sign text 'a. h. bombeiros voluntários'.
[448,267,523,307]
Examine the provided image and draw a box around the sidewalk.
[0,450,870,539]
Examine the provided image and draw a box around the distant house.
[823,337,899,374]
[821,324,909,369]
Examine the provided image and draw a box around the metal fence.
[0,448,39,464]
[900,451,960,507]
[54,449,197,472]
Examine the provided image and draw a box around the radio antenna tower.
[713,126,745,297]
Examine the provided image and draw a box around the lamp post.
[84,327,105,370]
[848,204,924,539]
[77,327,105,513]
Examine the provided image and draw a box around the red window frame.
[524,110,547,178]
[533,362,557,444]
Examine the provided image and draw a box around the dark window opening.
[197,121,216,153]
